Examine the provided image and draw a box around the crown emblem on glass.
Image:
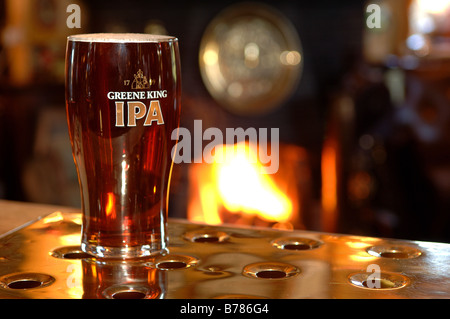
[132,69,151,89]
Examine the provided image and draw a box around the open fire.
[187,142,310,230]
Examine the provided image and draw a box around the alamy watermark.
[66,4,81,29]
[365,263,382,289]
[63,2,381,175]
[366,3,382,29]
[171,120,280,174]
[66,3,382,30]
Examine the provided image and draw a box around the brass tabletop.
[0,200,449,299]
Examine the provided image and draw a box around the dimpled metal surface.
[0,207,449,299]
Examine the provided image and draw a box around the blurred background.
[1,0,450,243]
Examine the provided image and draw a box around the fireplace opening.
[187,142,314,230]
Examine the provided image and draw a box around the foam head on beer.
[68,33,176,43]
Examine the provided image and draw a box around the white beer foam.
[68,33,176,43]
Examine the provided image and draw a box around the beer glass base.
[81,242,168,259]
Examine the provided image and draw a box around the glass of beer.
[65,33,181,259]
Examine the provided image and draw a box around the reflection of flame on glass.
[188,142,294,229]
[105,192,116,219]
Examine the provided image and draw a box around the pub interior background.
[1,0,450,244]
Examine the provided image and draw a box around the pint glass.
[65,33,181,259]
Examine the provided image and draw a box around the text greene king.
[107,90,167,127]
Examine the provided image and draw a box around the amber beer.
[65,33,181,259]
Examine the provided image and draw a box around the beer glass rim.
[67,33,178,43]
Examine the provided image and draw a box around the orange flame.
[188,142,293,226]
[321,142,337,233]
